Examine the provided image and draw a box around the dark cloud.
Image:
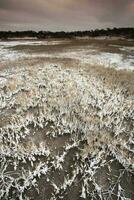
[0,0,133,31]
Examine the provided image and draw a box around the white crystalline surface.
[0,40,134,71]
[0,42,24,61]
[120,46,134,52]
[56,50,134,70]
[0,63,133,199]
[0,40,68,47]
[0,40,69,62]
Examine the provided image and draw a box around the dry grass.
[0,39,134,199]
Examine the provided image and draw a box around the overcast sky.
[0,0,134,31]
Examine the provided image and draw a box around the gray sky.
[0,0,134,31]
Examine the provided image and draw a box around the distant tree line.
[0,28,134,40]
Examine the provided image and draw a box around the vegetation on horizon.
[0,27,134,39]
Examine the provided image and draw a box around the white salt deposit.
[0,40,70,62]
[0,40,134,70]
[52,50,134,70]
[0,77,7,87]
[120,46,134,52]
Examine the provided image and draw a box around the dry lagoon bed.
[0,38,134,200]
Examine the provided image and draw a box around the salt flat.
[0,38,134,70]
[0,38,134,200]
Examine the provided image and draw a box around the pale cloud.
[0,0,133,31]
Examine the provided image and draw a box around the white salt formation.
[0,63,133,199]
[0,40,134,70]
